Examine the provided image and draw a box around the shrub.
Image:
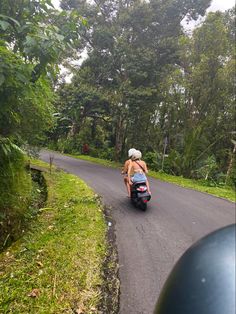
[143,151,160,171]
[0,137,32,249]
[98,147,115,161]
[162,150,182,176]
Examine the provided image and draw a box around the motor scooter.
[130,181,151,211]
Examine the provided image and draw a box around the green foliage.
[163,150,183,176]
[0,167,108,313]
[0,42,54,143]
[57,0,212,159]
[143,152,160,172]
[0,0,85,144]
[0,0,83,80]
[0,137,31,211]
[0,0,87,241]
[89,147,115,161]
[0,137,33,249]
[227,157,236,187]
[194,156,218,182]
[47,3,235,187]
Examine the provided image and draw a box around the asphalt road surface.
[40,150,235,314]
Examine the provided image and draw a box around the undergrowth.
[0,139,32,250]
[0,163,109,313]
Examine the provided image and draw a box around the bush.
[143,151,160,171]
[88,146,115,161]
[98,147,115,161]
[0,138,31,210]
[0,137,32,249]
[226,155,236,188]
[192,155,221,186]
[52,137,81,154]
[162,150,182,176]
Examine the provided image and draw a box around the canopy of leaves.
[0,0,84,144]
[51,2,235,185]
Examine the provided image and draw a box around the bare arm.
[121,160,128,174]
[142,161,148,173]
[127,162,133,184]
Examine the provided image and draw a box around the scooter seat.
[133,181,146,185]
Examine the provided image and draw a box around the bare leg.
[124,177,131,197]
[146,179,151,194]
[126,182,131,197]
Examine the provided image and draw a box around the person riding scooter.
[127,150,151,195]
[121,148,137,197]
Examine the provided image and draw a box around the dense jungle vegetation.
[48,1,236,186]
[0,0,235,246]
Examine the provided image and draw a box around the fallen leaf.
[59,294,65,302]
[36,261,43,267]
[38,207,53,212]
[75,307,85,314]
[28,288,40,298]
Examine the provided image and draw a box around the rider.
[127,150,151,195]
[121,148,137,197]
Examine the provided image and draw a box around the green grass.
[67,153,121,169]
[0,161,107,313]
[68,154,235,202]
[149,171,235,202]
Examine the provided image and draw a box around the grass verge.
[66,154,121,169]
[149,171,235,202]
[67,154,235,202]
[0,160,118,313]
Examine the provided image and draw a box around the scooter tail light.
[136,186,147,192]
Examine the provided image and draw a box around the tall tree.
[0,0,83,144]
[58,0,211,159]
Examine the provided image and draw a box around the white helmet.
[131,150,142,160]
[128,148,136,158]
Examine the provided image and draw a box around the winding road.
[40,150,235,314]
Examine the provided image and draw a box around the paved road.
[40,150,235,314]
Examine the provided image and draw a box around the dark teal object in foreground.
[155,224,236,314]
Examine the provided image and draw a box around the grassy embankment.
[68,154,235,202]
[0,159,118,313]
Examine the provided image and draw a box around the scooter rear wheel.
[140,202,147,211]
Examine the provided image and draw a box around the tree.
[0,0,84,144]
[48,68,110,152]
[0,0,85,236]
[57,0,211,159]
[182,11,235,176]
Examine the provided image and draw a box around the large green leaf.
[0,20,10,30]
[0,14,20,27]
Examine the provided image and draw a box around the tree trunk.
[114,115,126,161]
[225,144,236,184]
